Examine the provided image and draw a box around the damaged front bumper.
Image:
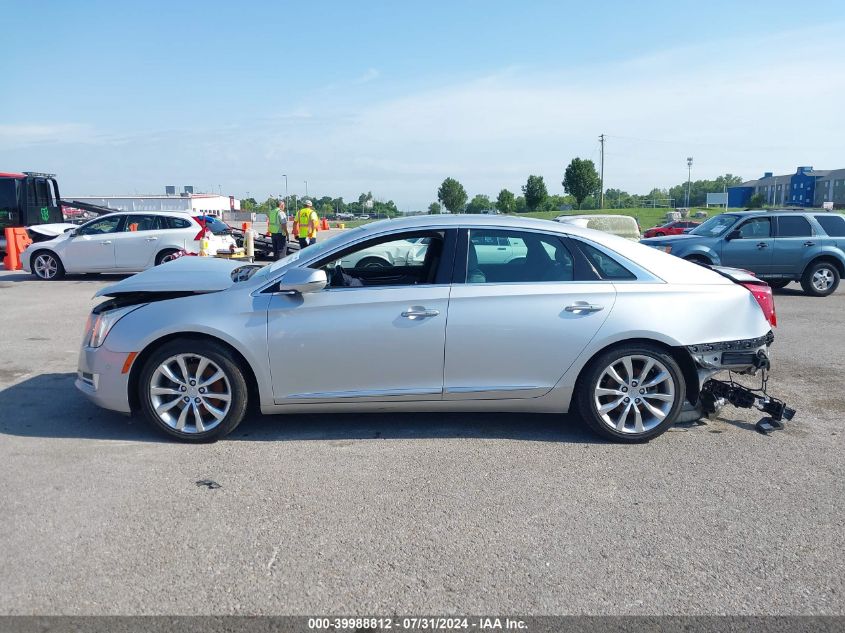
[682,331,796,432]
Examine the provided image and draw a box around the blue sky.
[2,0,845,208]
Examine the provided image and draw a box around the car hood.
[27,223,78,239]
[95,256,247,297]
[640,234,700,244]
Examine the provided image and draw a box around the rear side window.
[815,215,845,237]
[167,216,192,229]
[776,216,813,237]
[576,241,635,280]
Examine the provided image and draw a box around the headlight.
[83,304,146,348]
[649,245,672,253]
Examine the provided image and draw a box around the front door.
[720,216,773,274]
[443,228,616,400]
[63,215,122,272]
[267,228,456,402]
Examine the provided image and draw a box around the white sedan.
[21,211,237,280]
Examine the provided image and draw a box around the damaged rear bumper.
[681,331,796,431]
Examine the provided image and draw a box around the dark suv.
[640,210,845,296]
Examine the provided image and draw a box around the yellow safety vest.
[298,208,318,239]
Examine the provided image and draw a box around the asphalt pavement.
[0,271,842,615]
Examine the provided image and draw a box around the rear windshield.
[196,216,231,235]
[584,216,640,240]
[689,214,738,237]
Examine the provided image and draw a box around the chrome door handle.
[804,241,815,247]
[565,303,604,313]
[145,237,158,241]
[101,240,112,245]
[401,307,440,319]
[756,242,768,249]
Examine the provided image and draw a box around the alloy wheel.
[812,267,835,292]
[34,253,59,279]
[148,353,232,434]
[593,354,676,435]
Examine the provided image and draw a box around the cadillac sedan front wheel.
[138,339,249,442]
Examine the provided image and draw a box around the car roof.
[94,210,195,217]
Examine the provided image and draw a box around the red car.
[642,220,701,238]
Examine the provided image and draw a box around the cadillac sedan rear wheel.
[139,340,248,442]
[577,344,685,442]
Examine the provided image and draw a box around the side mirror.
[277,267,327,294]
[726,229,741,241]
[65,228,77,236]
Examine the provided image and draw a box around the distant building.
[65,192,240,216]
[728,166,845,208]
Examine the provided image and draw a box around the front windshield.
[259,226,367,277]
[689,214,738,237]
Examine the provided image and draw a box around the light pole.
[304,180,308,199]
[282,174,288,210]
[685,157,693,208]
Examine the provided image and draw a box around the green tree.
[748,193,765,208]
[522,175,548,211]
[562,158,600,209]
[496,189,516,214]
[428,202,442,214]
[466,194,493,214]
[241,197,258,211]
[437,177,468,213]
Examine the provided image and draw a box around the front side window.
[316,231,446,288]
[736,217,771,239]
[78,216,122,235]
[466,229,574,283]
[776,216,812,238]
[0,179,17,209]
[815,215,845,237]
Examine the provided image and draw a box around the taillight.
[740,282,777,327]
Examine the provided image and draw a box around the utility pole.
[685,157,693,208]
[599,134,605,209]
[304,180,308,198]
[282,174,288,210]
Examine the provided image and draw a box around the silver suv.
[640,210,845,296]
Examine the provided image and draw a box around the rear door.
[115,214,166,269]
[720,216,774,274]
[443,227,615,400]
[770,215,820,275]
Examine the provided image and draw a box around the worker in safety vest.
[293,199,319,248]
[267,199,288,260]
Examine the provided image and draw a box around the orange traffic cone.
[3,228,32,271]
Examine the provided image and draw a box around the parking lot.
[0,270,842,615]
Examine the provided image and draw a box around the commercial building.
[65,190,240,216]
[728,166,845,208]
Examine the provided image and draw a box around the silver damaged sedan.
[76,215,778,443]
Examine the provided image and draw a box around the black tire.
[684,255,711,266]
[800,260,840,297]
[155,249,181,266]
[138,339,249,442]
[575,343,686,443]
[355,256,390,270]
[766,280,790,290]
[655,231,666,237]
[31,250,65,280]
